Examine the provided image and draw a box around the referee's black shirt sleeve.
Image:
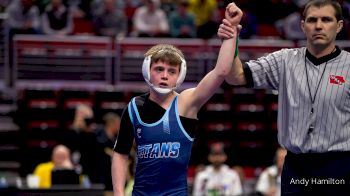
[243,63,254,88]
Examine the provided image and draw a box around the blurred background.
[0,0,349,195]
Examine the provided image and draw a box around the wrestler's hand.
[225,2,243,26]
[217,19,242,40]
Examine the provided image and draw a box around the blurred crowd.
[26,104,123,194]
[192,143,287,196]
[1,0,350,40]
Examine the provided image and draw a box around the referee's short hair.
[303,0,343,21]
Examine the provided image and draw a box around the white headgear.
[142,50,187,94]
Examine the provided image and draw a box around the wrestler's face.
[150,61,179,88]
[301,5,342,48]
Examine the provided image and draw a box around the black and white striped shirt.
[245,46,350,153]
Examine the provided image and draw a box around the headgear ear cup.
[142,55,152,82]
[176,58,187,88]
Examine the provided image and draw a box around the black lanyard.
[304,54,328,114]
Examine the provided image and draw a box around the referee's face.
[301,5,343,49]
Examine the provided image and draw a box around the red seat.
[237,122,265,132]
[27,120,60,130]
[72,18,95,35]
[28,99,57,109]
[204,122,233,132]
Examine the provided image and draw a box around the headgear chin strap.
[142,51,187,95]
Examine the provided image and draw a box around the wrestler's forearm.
[112,152,128,196]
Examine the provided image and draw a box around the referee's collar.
[306,46,341,66]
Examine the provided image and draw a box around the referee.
[219,0,350,195]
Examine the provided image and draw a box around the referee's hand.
[217,19,241,40]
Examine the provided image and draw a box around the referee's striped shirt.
[244,46,350,153]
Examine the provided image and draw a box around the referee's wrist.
[221,35,237,41]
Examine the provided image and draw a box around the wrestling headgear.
[142,50,187,94]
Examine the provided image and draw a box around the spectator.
[160,0,176,17]
[71,104,94,133]
[275,4,306,40]
[41,0,74,36]
[61,104,97,183]
[93,0,127,38]
[189,0,222,39]
[67,0,93,19]
[337,0,350,39]
[91,0,125,16]
[255,147,287,196]
[4,0,40,35]
[71,104,100,184]
[33,144,74,188]
[196,7,221,39]
[94,112,121,191]
[132,0,169,37]
[168,0,196,38]
[123,0,143,35]
[4,0,40,87]
[239,6,257,39]
[193,142,243,196]
[188,0,217,28]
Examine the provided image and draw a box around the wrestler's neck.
[307,43,336,58]
[149,90,177,109]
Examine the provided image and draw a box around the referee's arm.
[217,20,247,86]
